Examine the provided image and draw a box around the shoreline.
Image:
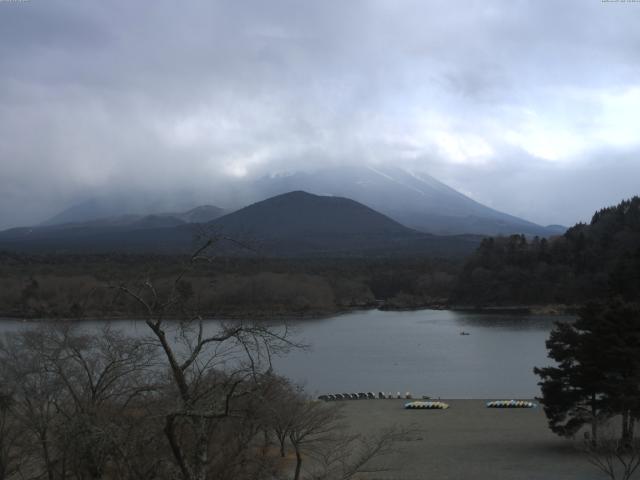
[0,303,578,322]
[322,397,541,401]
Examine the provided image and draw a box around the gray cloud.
[0,0,639,229]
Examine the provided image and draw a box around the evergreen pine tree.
[535,300,640,444]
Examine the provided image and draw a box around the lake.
[0,309,567,399]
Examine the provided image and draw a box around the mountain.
[0,191,482,257]
[179,205,225,223]
[0,220,195,254]
[543,224,569,236]
[208,190,411,255]
[248,165,563,236]
[41,198,124,226]
[39,205,225,230]
[0,205,226,254]
[39,165,562,237]
[41,197,221,226]
[211,190,410,238]
[206,191,482,256]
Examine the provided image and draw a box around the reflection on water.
[452,312,568,330]
[0,309,572,398]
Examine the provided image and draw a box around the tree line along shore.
[0,195,637,320]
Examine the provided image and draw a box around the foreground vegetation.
[0,252,405,480]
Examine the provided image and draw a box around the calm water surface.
[274,309,568,398]
[0,309,568,398]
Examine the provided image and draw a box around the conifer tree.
[535,300,640,444]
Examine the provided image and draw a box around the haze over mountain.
[248,165,564,236]
[0,205,225,253]
[0,191,481,257]
[38,165,563,237]
[42,198,223,226]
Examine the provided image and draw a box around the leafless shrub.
[0,322,160,480]
[116,239,302,480]
[583,422,640,480]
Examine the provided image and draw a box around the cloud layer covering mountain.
[1,0,639,229]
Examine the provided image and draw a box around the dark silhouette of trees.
[534,316,608,442]
[455,196,640,306]
[535,300,640,445]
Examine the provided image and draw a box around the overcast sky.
[1,0,639,229]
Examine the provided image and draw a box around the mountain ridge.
[0,191,482,257]
[249,165,563,236]
[37,165,564,237]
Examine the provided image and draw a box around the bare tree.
[285,396,409,480]
[0,322,160,480]
[0,329,66,480]
[583,422,640,480]
[287,399,344,480]
[48,324,158,480]
[116,239,298,480]
[262,374,303,458]
[307,427,409,480]
[0,390,25,480]
[203,379,283,480]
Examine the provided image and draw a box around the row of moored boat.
[318,394,536,409]
[486,400,537,408]
[403,400,537,410]
[318,392,425,401]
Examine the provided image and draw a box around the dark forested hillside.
[207,191,482,257]
[453,197,640,306]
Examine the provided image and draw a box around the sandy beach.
[339,399,602,480]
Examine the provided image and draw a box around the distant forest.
[1,197,638,319]
[453,196,640,307]
[0,254,459,319]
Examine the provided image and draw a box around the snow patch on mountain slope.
[366,166,427,196]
